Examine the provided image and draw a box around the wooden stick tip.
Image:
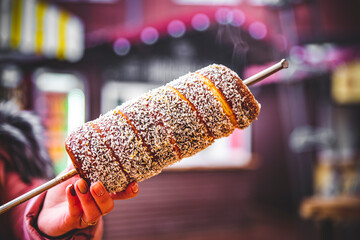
[281,59,289,69]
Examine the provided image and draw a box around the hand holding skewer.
[0,59,289,216]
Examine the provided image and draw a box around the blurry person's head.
[0,101,53,183]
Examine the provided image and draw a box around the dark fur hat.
[0,101,54,183]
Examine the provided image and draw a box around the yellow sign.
[332,61,360,104]
[2,0,84,62]
[10,0,23,48]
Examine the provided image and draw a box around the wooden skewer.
[243,59,289,86]
[0,59,289,215]
[0,169,78,215]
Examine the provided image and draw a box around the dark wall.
[103,170,315,240]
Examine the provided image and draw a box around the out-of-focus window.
[0,64,24,107]
[33,70,86,173]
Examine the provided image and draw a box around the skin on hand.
[37,165,139,237]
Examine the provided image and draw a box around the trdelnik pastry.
[65,64,261,193]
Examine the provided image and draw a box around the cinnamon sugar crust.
[197,64,261,129]
[149,86,214,159]
[65,63,260,192]
[96,111,162,183]
[65,123,129,192]
[167,73,235,138]
[119,93,180,168]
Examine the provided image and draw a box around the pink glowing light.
[249,21,267,40]
[191,13,210,31]
[113,38,131,56]
[168,20,186,38]
[215,8,232,25]
[141,27,159,45]
[230,9,245,27]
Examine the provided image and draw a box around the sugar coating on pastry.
[119,94,180,168]
[167,72,235,139]
[150,86,214,158]
[197,64,261,129]
[66,123,129,192]
[95,112,162,183]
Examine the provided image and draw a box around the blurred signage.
[315,151,360,197]
[0,0,84,62]
[332,61,360,104]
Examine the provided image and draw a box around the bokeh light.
[141,27,159,45]
[191,13,210,31]
[230,9,245,27]
[168,20,186,38]
[113,38,131,56]
[249,21,267,40]
[215,8,232,25]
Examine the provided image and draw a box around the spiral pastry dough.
[65,64,261,192]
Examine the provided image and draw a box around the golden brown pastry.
[65,64,261,192]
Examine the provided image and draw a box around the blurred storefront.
[1,0,86,173]
[1,0,360,239]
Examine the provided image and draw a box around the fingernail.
[70,184,76,196]
[131,182,139,194]
[77,179,88,194]
[93,182,105,197]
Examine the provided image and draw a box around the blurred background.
[1,0,360,239]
